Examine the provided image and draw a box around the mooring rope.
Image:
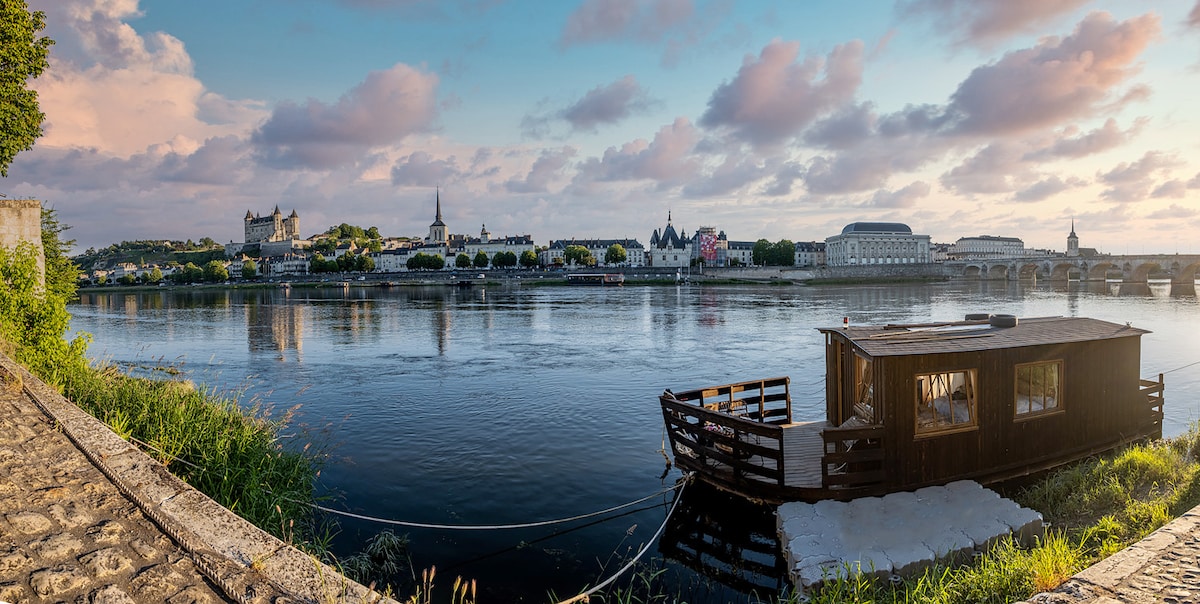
[1162,359,1200,375]
[120,432,687,532]
[554,473,692,604]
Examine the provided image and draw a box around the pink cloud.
[700,39,864,147]
[505,147,578,193]
[941,143,1028,195]
[1012,175,1085,202]
[1190,1,1200,29]
[389,151,464,186]
[572,117,700,188]
[899,0,1089,46]
[946,12,1160,136]
[1146,204,1198,219]
[1024,118,1145,160]
[252,64,440,169]
[1098,150,1180,202]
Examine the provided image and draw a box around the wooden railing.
[1140,373,1165,419]
[660,377,791,487]
[820,423,885,490]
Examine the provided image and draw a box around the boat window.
[915,369,977,436]
[853,354,874,422]
[1015,360,1062,418]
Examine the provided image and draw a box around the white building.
[541,238,645,267]
[263,253,310,277]
[647,213,691,268]
[455,225,536,267]
[824,222,931,266]
[950,235,1025,259]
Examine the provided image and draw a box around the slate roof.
[820,316,1149,357]
[840,222,913,235]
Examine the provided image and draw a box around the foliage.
[119,273,136,285]
[202,260,229,282]
[752,239,796,266]
[242,260,258,279]
[491,250,517,268]
[341,529,414,594]
[520,249,538,268]
[41,209,79,299]
[0,1,53,176]
[472,250,488,268]
[170,262,204,284]
[72,239,223,272]
[605,244,628,266]
[0,242,90,380]
[564,244,595,266]
[312,238,337,255]
[407,253,444,271]
[455,253,471,268]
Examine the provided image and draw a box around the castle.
[244,206,300,243]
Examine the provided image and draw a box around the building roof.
[820,316,1148,357]
[548,238,644,250]
[840,222,913,235]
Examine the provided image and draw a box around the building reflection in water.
[659,481,788,597]
[245,293,305,362]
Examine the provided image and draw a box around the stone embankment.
[0,354,394,603]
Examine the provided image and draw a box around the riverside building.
[824,222,931,266]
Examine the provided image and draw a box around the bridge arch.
[1131,262,1164,282]
[986,264,1009,280]
[1017,262,1041,280]
[1088,261,1117,281]
[1049,262,1076,281]
[1179,261,1200,281]
[963,265,982,279]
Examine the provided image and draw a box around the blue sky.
[11,0,1200,254]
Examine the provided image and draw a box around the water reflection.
[245,292,306,361]
[659,482,788,598]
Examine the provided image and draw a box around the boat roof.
[819,316,1149,357]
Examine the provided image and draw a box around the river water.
[69,280,1200,601]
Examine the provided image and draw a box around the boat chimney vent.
[843,316,849,329]
[989,314,1019,328]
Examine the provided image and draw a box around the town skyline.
[8,1,1200,255]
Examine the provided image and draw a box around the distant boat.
[567,273,625,286]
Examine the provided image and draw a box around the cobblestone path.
[0,379,246,603]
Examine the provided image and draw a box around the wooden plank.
[823,470,885,487]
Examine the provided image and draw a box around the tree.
[752,239,771,266]
[313,239,336,255]
[41,209,79,299]
[0,2,53,176]
[367,239,382,253]
[199,237,216,248]
[148,267,163,283]
[564,245,595,266]
[768,239,796,266]
[203,260,229,282]
[356,254,374,272]
[407,253,444,271]
[366,227,381,240]
[455,253,471,268]
[473,251,489,268]
[520,250,538,268]
[242,260,258,279]
[605,244,627,266]
[310,254,327,273]
[119,274,136,286]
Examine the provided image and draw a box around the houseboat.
[659,315,1164,504]
[566,273,625,286]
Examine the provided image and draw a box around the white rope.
[123,429,688,532]
[555,473,692,604]
[1162,360,1200,375]
[291,480,684,530]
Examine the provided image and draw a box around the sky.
[8,0,1200,254]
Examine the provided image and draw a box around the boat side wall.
[871,335,1151,488]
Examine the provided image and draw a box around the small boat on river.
[566,272,625,286]
[659,315,1165,504]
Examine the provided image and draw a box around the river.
[69,280,1200,602]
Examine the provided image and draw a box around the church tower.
[426,189,448,245]
[1066,220,1079,257]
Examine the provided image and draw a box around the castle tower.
[480,224,490,244]
[1066,220,1079,257]
[288,209,300,240]
[426,189,448,245]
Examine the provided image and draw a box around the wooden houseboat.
[659,315,1165,504]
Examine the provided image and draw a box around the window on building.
[853,354,875,422]
[1015,360,1061,417]
[916,369,977,435]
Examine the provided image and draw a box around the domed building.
[824,222,930,266]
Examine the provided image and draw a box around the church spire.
[1069,218,1076,237]
[436,187,442,223]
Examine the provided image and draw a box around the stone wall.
[0,198,44,283]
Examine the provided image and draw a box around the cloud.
[505,147,578,193]
[160,136,253,185]
[1146,204,1198,219]
[1190,1,1200,29]
[1012,175,1085,202]
[804,103,876,150]
[1097,151,1180,202]
[898,0,1089,47]
[944,12,1160,136]
[572,117,700,188]
[390,151,464,186]
[251,64,439,169]
[561,76,655,132]
[1024,118,1145,160]
[866,181,931,208]
[558,0,694,47]
[1151,180,1188,199]
[700,39,864,147]
[681,154,770,198]
[940,143,1028,195]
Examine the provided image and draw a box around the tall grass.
[53,360,329,550]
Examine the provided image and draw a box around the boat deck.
[781,421,827,488]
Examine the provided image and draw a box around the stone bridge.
[944,255,1200,282]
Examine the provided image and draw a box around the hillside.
[73,240,225,272]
